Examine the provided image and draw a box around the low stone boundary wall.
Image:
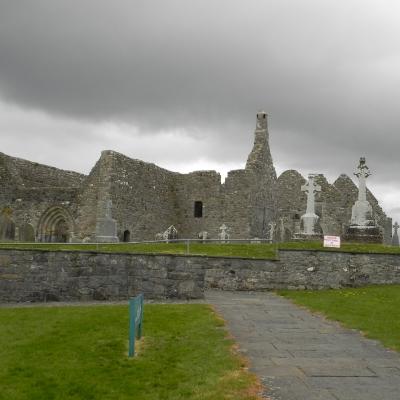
[205,250,400,291]
[1,249,400,303]
[0,250,205,302]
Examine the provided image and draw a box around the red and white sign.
[323,236,341,248]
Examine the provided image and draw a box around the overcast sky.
[0,0,399,225]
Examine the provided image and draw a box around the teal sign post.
[128,293,144,357]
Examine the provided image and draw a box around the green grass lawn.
[0,242,278,259]
[278,285,400,351]
[0,241,399,259]
[278,241,400,255]
[0,304,261,400]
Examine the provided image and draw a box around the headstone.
[392,222,399,246]
[94,199,119,243]
[300,174,321,236]
[268,222,276,242]
[155,232,164,241]
[163,225,178,242]
[198,231,208,242]
[344,158,382,243]
[219,224,230,243]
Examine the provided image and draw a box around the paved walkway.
[206,290,400,400]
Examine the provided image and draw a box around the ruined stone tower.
[245,111,277,237]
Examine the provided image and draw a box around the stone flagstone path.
[206,290,400,400]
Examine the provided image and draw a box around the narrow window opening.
[123,230,131,242]
[194,201,203,218]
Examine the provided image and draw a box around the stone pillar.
[94,199,119,243]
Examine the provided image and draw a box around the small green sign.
[128,293,144,357]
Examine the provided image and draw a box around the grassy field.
[278,285,400,351]
[0,241,400,259]
[0,304,262,400]
[0,242,278,259]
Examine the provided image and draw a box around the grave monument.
[344,158,382,243]
[299,174,322,238]
[94,199,119,243]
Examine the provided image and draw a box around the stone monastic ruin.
[0,112,392,243]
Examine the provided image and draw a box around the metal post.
[128,298,136,357]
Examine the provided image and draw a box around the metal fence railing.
[0,238,275,254]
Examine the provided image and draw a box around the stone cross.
[354,157,371,202]
[394,222,399,235]
[105,199,113,219]
[301,174,321,215]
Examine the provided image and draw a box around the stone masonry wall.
[205,250,400,290]
[0,153,83,241]
[1,249,400,303]
[0,250,205,302]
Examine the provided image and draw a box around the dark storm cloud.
[0,0,399,219]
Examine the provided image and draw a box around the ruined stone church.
[0,112,392,243]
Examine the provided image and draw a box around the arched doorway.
[37,206,75,243]
[54,220,70,243]
[123,230,131,242]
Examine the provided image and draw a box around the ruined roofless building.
[0,112,392,243]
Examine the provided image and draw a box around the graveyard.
[1,110,399,398]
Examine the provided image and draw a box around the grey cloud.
[0,0,399,218]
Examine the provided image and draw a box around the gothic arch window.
[194,201,203,218]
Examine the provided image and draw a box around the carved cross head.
[354,157,371,179]
[301,174,321,194]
